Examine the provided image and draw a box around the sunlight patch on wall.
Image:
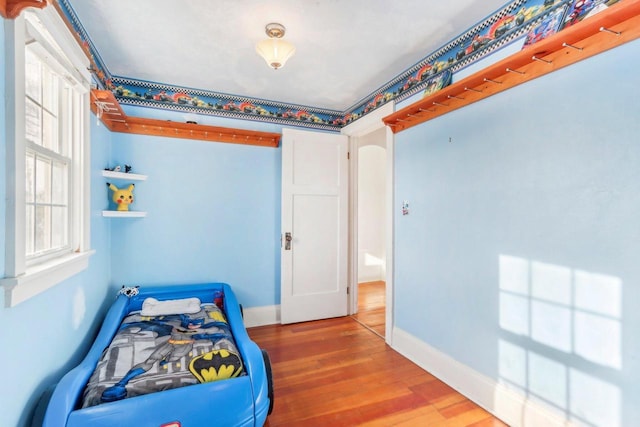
[570,368,621,427]
[499,255,529,336]
[364,252,384,266]
[497,254,622,427]
[528,352,567,409]
[531,261,572,305]
[359,251,385,282]
[499,292,529,336]
[574,270,622,317]
[574,270,622,369]
[574,311,621,369]
[498,339,527,388]
[72,286,86,330]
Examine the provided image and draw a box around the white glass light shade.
[255,38,296,70]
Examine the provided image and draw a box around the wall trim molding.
[50,0,556,129]
[392,327,575,427]
[91,90,282,147]
[243,304,280,328]
[384,0,640,133]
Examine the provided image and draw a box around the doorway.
[353,137,387,337]
[342,102,394,344]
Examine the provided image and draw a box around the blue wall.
[1,20,112,425]
[106,111,282,307]
[394,39,640,426]
[0,114,113,427]
[1,18,6,275]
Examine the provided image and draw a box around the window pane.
[51,162,68,205]
[35,205,51,253]
[26,205,35,256]
[58,87,72,157]
[25,49,41,103]
[25,205,35,255]
[35,156,52,203]
[25,98,42,146]
[51,206,68,248]
[25,152,35,203]
[42,65,58,114]
[42,110,59,152]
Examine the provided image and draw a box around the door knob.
[285,232,292,250]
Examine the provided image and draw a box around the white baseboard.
[392,327,574,427]
[243,304,280,328]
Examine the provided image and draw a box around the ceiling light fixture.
[255,23,296,70]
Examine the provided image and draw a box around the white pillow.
[141,297,202,316]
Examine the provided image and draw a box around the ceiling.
[65,0,510,112]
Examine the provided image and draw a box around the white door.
[281,128,349,324]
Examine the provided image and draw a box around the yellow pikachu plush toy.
[107,183,135,211]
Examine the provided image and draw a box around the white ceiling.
[66,0,510,112]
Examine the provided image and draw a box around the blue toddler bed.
[38,283,273,427]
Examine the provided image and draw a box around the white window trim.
[2,251,94,307]
[2,7,93,308]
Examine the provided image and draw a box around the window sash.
[25,149,71,263]
[24,43,75,266]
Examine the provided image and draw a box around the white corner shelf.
[102,169,147,218]
[102,170,148,181]
[102,210,147,218]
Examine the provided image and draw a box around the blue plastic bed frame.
[39,283,272,427]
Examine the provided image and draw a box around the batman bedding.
[82,297,244,407]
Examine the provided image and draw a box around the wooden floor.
[248,317,508,427]
[351,280,386,337]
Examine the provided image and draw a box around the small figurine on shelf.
[107,182,135,211]
[124,164,133,173]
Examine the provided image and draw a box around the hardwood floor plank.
[249,317,508,426]
[439,400,483,418]
[466,417,510,427]
[410,377,458,400]
[357,281,386,310]
[353,280,386,337]
[360,405,448,427]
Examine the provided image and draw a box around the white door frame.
[342,102,395,345]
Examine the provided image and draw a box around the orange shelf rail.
[0,0,47,19]
[91,90,281,148]
[383,0,640,133]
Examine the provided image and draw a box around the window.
[25,46,72,263]
[2,7,93,307]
